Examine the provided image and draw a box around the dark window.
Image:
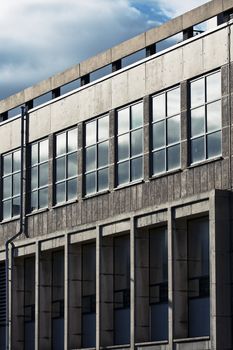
[0,264,6,350]
[24,257,35,350]
[190,71,221,163]
[152,86,181,175]
[55,128,78,204]
[30,139,49,211]
[85,115,109,195]
[2,150,21,220]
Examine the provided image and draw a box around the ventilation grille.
[0,264,6,325]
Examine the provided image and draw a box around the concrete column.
[81,74,90,86]
[112,60,121,72]
[64,236,69,350]
[96,226,101,350]
[35,242,39,350]
[167,208,173,348]
[146,44,156,57]
[8,245,13,350]
[52,87,60,99]
[130,218,135,349]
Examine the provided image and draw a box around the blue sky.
[0,0,209,100]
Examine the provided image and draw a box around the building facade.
[0,0,233,349]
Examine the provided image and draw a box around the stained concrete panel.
[182,39,204,80]
[203,28,228,72]
[128,64,146,102]
[112,71,128,108]
[29,105,51,143]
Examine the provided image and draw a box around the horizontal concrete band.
[0,0,232,113]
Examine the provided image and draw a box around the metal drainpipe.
[5,105,27,350]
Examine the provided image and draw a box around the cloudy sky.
[0,0,210,100]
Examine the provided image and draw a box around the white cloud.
[154,0,210,17]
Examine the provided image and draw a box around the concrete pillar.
[96,226,101,350]
[8,245,13,350]
[112,60,121,72]
[12,256,24,349]
[81,74,90,86]
[35,242,39,350]
[168,208,174,349]
[64,236,68,350]
[146,44,156,57]
[130,218,135,349]
[52,87,60,99]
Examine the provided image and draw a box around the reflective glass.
[191,137,205,163]
[39,163,48,187]
[31,191,37,211]
[86,121,96,146]
[68,153,77,177]
[118,108,129,134]
[67,179,77,200]
[153,94,165,121]
[56,133,66,156]
[191,107,205,137]
[118,134,129,161]
[39,139,48,162]
[39,188,48,208]
[31,143,38,165]
[167,115,180,144]
[156,32,183,52]
[131,157,143,181]
[167,88,180,116]
[13,196,20,216]
[207,101,221,133]
[131,129,143,156]
[153,150,165,175]
[131,103,143,129]
[56,157,66,181]
[13,173,20,196]
[86,172,96,195]
[86,146,96,172]
[98,168,108,191]
[191,78,205,108]
[31,167,38,190]
[68,128,77,152]
[13,151,20,171]
[98,142,108,167]
[118,161,129,185]
[56,182,66,203]
[153,122,165,150]
[167,145,180,170]
[98,116,109,141]
[3,154,12,175]
[3,176,11,199]
[3,200,11,219]
[207,132,221,158]
[207,72,221,102]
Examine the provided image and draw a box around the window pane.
[191,137,205,163]
[118,161,129,185]
[31,167,38,190]
[207,101,221,133]
[56,182,66,203]
[56,133,66,156]
[13,151,20,171]
[13,173,20,196]
[98,116,109,141]
[167,145,180,171]
[68,153,77,178]
[86,121,96,146]
[86,146,96,172]
[167,88,180,116]
[153,150,165,175]
[86,172,96,195]
[207,132,221,158]
[13,197,20,216]
[67,179,77,200]
[153,122,165,150]
[131,103,143,129]
[56,157,66,181]
[68,128,77,152]
[167,115,180,144]
[131,157,143,181]
[191,107,205,137]
[118,134,129,161]
[131,129,143,156]
[153,94,165,121]
[39,188,48,208]
[3,200,11,219]
[39,139,48,162]
[39,163,48,187]
[31,143,38,165]
[3,154,12,175]
[3,176,11,199]
[98,142,108,167]
[118,108,129,134]
[207,72,221,102]
[191,78,205,108]
[98,168,108,191]
[31,191,38,211]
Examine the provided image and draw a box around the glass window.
[190,71,222,164]
[30,139,49,211]
[2,150,21,220]
[117,102,143,186]
[156,32,183,52]
[85,115,109,195]
[55,128,78,204]
[152,86,181,175]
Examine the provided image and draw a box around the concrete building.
[0,0,233,349]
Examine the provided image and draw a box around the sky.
[0,0,210,100]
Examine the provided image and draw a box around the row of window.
[1,71,222,220]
